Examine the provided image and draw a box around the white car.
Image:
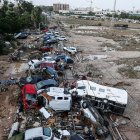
[25,127,53,140]
[54,31,59,35]
[38,87,72,111]
[63,47,77,54]
[70,80,128,114]
[28,57,55,70]
[42,56,56,63]
[57,36,67,41]
[28,59,40,70]
[9,127,53,140]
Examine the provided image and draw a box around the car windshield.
[36,81,45,90]
[46,88,50,92]
[47,57,54,61]
[26,94,36,101]
[34,63,40,69]
[43,128,51,137]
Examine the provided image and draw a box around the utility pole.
[90,0,93,12]
[111,0,117,28]
[113,0,117,13]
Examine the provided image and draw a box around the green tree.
[106,13,112,17]
[119,12,129,19]
[88,11,95,16]
[31,6,42,28]
[41,6,53,13]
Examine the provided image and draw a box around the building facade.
[53,3,69,12]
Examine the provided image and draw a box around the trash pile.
[7,27,129,140]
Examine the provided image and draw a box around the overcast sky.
[27,0,140,11]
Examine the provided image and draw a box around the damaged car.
[21,79,58,110]
[38,87,72,111]
[9,127,53,140]
[19,75,44,87]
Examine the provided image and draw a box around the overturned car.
[70,80,128,115]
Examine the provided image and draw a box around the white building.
[71,7,104,16]
[59,10,70,14]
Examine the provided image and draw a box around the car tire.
[72,91,78,97]
[82,101,89,109]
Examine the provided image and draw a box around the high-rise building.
[53,3,69,12]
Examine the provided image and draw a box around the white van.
[40,87,72,111]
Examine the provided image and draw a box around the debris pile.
[1,23,132,140]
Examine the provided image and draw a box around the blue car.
[35,79,58,90]
[65,56,74,64]
[54,54,66,62]
[54,54,74,64]
[42,66,59,80]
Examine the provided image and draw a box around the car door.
[49,97,70,111]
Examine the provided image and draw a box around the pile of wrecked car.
[7,28,129,140]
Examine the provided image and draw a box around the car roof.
[22,84,37,94]
[46,87,71,97]
[25,127,43,139]
[37,79,57,85]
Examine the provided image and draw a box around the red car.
[21,84,37,110]
[42,28,48,33]
[40,62,56,69]
[39,46,53,52]
[21,79,58,110]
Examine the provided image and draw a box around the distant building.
[53,3,69,13]
[71,7,103,15]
